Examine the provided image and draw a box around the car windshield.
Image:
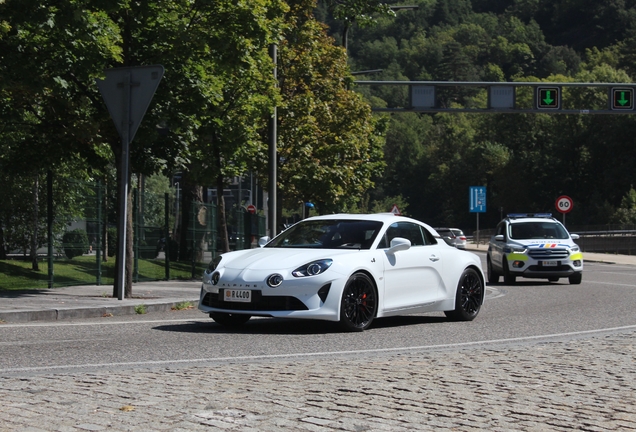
[509,222,569,240]
[266,219,383,249]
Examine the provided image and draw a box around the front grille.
[201,291,308,311]
[527,264,572,272]
[528,248,569,260]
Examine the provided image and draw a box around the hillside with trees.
[319,0,636,230]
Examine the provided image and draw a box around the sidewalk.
[0,280,201,323]
[1,246,635,324]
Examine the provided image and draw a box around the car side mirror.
[387,237,411,254]
[258,236,270,247]
[494,234,504,242]
[570,233,579,240]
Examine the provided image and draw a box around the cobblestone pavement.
[2,331,635,431]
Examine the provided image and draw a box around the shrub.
[62,229,89,259]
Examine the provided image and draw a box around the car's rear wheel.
[568,273,582,284]
[445,268,484,321]
[210,312,251,327]
[339,272,377,332]
[487,256,500,284]
[503,258,516,284]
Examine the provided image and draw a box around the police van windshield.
[509,222,569,240]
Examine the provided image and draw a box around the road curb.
[0,299,200,324]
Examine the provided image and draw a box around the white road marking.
[2,323,636,374]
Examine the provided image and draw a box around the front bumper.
[506,251,583,279]
[198,269,344,321]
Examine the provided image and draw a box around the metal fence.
[473,225,636,255]
[0,179,266,290]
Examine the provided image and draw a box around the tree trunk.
[0,218,6,260]
[217,173,230,253]
[112,146,134,298]
[179,170,203,261]
[30,173,39,271]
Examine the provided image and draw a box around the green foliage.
[271,1,386,214]
[62,229,89,260]
[611,188,636,224]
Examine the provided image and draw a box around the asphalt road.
[2,254,636,431]
[1,255,635,377]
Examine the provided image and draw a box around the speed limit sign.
[555,195,573,214]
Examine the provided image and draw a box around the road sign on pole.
[96,65,164,300]
[469,186,486,213]
[556,195,573,214]
[96,65,165,143]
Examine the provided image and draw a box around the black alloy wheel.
[445,268,484,321]
[210,312,252,327]
[339,272,378,332]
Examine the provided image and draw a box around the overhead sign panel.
[96,65,165,142]
[611,87,634,110]
[489,86,515,109]
[536,86,561,109]
[410,85,435,109]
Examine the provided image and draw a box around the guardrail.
[471,228,636,256]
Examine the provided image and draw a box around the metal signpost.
[556,195,573,226]
[470,186,487,245]
[96,65,164,300]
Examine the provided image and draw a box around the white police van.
[487,213,583,284]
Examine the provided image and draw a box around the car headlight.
[205,256,222,274]
[510,247,527,254]
[292,259,333,277]
[570,246,580,253]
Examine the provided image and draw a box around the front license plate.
[542,261,558,267]
[224,289,251,303]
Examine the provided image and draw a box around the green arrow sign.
[611,88,633,110]
[537,87,560,109]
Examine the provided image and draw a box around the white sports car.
[199,213,485,331]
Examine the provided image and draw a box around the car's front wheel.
[445,268,484,321]
[210,312,251,327]
[339,272,378,332]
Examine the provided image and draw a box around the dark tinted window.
[378,222,431,248]
[266,219,383,249]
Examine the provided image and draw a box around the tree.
[271,0,386,217]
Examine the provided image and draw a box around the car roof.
[507,217,559,224]
[304,213,424,225]
[503,213,559,224]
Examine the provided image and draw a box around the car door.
[380,222,444,312]
[489,222,506,271]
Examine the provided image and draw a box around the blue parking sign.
[470,186,486,213]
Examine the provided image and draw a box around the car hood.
[220,247,359,271]
[509,239,575,248]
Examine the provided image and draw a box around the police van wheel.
[568,273,582,285]
[503,259,516,284]
[487,257,500,284]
